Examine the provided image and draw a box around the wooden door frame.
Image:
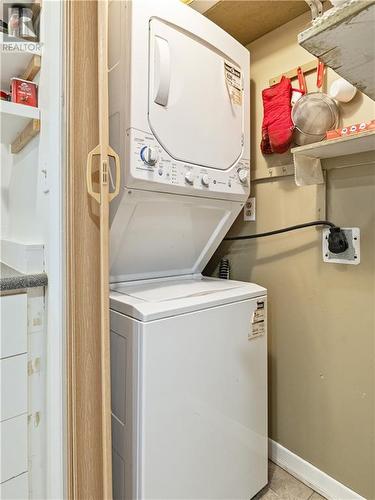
[65,1,111,498]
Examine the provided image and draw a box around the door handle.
[86,144,101,203]
[154,36,170,107]
[86,144,121,203]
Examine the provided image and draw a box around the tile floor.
[252,461,326,500]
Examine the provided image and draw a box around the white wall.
[1,143,11,236]
[1,135,46,245]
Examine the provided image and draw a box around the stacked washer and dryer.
[108,1,267,498]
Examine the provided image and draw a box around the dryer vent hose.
[219,258,230,280]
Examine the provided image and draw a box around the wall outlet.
[244,197,256,221]
[322,227,360,265]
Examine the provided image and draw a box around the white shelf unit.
[298,0,375,100]
[0,28,42,152]
[0,101,40,151]
[0,33,41,89]
[291,130,375,160]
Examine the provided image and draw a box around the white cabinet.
[0,414,28,483]
[1,354,28,422]
[0,472,28,500]
[0,294,28,493]
[0,294,27,359]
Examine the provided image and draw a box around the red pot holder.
[260,76,293,154]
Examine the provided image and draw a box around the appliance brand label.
[224,61,242,106]
[249,300,265,340]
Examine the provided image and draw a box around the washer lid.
[110,189,243,283]
[110,275,266,321]
[148,18,244,170]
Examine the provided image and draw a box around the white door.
[148,19,244,170]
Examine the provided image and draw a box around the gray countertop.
[0,262,48,291]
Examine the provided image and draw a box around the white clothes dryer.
[109,0,250,283]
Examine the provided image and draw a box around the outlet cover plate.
[323,227,360,265]
[244,197,256,221]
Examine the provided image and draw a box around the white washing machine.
[108,1,267,498]
[110,275,267,500]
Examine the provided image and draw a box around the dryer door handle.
[154,36,170,107]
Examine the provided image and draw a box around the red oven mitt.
[260,76,293,154]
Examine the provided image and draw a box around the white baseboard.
[269,439,365,500]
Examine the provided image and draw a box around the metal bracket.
[305,0,323,20]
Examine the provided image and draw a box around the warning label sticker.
[249,300,265,340]
[224,61,242,106]
[251,321,265,337]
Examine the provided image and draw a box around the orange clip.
[317,60,325,89]
[297,66,307,94]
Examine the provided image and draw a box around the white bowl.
[329,78,357,103]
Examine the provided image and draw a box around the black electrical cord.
[224,220,337,241]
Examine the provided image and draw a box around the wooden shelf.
[291,130,375,160]
[201,0,309,45]
[298,0,375,100]
[0,101,40,153]
[29,0,42,19]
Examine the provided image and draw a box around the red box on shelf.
[10,78,38,107]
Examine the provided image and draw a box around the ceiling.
[203,1,310,45]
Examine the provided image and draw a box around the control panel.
[126,129,250,199]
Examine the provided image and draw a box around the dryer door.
[148,18,244,171]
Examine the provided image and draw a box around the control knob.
[140,146,158,166]
[238,168,248,183]
[185,171,194,184]
[201,174,210,187]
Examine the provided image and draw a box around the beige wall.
[207,13,375,499]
